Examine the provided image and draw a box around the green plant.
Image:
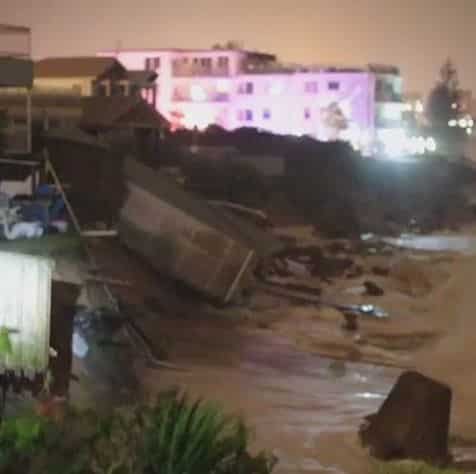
[0,391,276,474]
[142,390,275,474]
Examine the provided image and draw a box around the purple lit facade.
[99,48,403,152]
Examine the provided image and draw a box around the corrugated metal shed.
[0,252,53,376]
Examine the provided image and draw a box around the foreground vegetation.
[0,390,276,474]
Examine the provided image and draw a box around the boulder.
[360,371,452,466]
[364,280,385,296]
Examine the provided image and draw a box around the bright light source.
[216,79,230,93]
[459,118,468,128]
[408,136,426,155]
[190,84,207,102]
[426,137,437,153]
[182,108,215,130]
[377,128,407,158]
[415,101,424,113]
[448,119,457,127]
[452,103,458,110]
[381,103,403,121]
[467,128,473,136]
[469,119,474,128]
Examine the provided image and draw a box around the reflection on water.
[141,320,400,473]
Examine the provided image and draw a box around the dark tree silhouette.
[426,59,460,128]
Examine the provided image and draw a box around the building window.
[200,57,212,69]
[237,110,253,122]
[328,81,340,91]
[238,82,254,94]
[146,57,161,70]
[263,109,271,120]
[304,81,318,93]
[304,108,311,120]
[218,56,229,68]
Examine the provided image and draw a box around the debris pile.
[259,245,355,282]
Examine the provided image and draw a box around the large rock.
[360,371,452,466]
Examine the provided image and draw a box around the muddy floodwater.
[138,317,400,474]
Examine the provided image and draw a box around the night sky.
[3,0,476,96]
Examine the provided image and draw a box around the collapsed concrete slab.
[360,371,452,466]
[119,158,282,304]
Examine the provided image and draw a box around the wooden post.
[43,149,82,234]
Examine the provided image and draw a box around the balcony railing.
[172,92,230,103]
[172,65,231,77]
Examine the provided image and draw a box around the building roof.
[35,56,124,78]
[81,96,169,130]
[100,48,276,59]
[0,24,30,34]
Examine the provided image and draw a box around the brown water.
[139,317,400,474]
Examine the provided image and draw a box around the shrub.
[142,390,276,474]
[0,390,276,474]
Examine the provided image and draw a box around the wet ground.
[138,317,400,474]
[74,236,476,473]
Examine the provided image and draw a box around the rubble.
[263,245,355,282]
[372,265,390,277]
[364,280,385,296]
